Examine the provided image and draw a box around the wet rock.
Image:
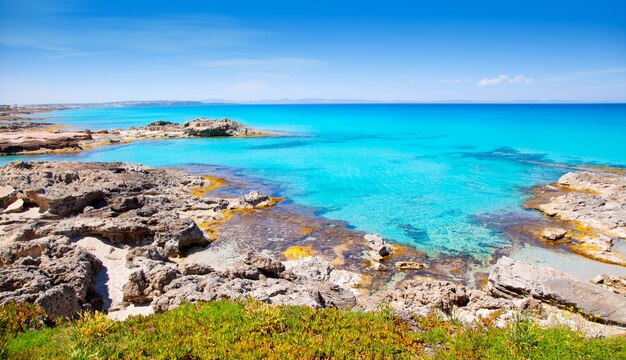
[527,170,626,265]
[488,257,626,326]
[228,191,273,209]
[371,262,388,271]
[394,261,424,270]
[536,171,626,239]
[540,227,567,241]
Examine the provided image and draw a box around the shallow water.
[6,104,626,260]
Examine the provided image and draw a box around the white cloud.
[478,75,509,87]
[439,78,470,84]
[477,74,534,87]
[508,75,534,85]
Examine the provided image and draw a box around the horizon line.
[7,99,626,107]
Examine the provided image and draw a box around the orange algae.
[282,245,316,260]
[190,175,229,197]
[257,197,283,208]
[567,243,626,266]
[300,227,313,237]
[196,221,219,242]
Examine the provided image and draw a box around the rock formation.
[0,161,280,316]
[1,161,625,336]
[0,118,276,155]
[487,257,626,326]
[527,170,626,265]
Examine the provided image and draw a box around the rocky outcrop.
[0,161,262,256]
[364,233,395,261]
[592,274,626,296]
[487,257,626,326]
[0,161,281,317]
[182,118,266,137]
[146,254,358,313]
[0,236,101,317]
[0,131,93,155]
[527,170,626,265]
[540,227,567,241]
[0,118,276,156]
[384,278,513,325]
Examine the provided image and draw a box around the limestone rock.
[0,185,17,208]
[0,236,102,317]
[150,256,358,313]
[183,118,265,137]
[364,233,394,261]
[488,257,626,326]
[228,191,273,209]
[394,261,424,270]
[4,199,24,214]
[540,227,567,241]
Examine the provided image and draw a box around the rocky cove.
[1,125,626,338]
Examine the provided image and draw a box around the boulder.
[488,257,626,326]
[364,234,394,261]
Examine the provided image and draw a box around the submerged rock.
[394,261,424,270]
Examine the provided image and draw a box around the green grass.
[1,300,625,359]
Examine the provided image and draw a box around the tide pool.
[9,104,626,259]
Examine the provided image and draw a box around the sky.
[1,0,625,104]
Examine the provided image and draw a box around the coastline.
[1,114,625,337]
[0,117,287,156]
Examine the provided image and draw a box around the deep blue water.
[6,104,626,258]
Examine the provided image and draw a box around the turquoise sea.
[5,104,626,259]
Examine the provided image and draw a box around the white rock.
[4,198,24,214]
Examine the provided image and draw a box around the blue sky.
[1,0,625,103]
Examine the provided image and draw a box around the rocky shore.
[525,170,626,266]
[0,118,278,155]
[1,161,625,336]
